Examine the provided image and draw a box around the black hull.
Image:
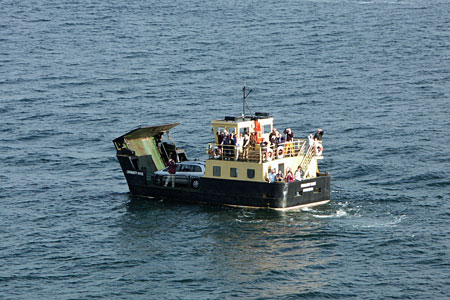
[120,163,331,210]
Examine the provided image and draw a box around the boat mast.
[242,84,252,117]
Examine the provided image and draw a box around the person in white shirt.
[294,166,303,181]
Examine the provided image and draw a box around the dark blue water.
[1,0,449,299]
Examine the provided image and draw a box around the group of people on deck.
[216,126,298,161]
[264,127,295,160]
[217,130,250,159]
[267,165,304,183]
[215,127,324,161]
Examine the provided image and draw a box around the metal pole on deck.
[242,85,246,117]
[242,84,252,118]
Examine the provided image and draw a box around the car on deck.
[153,161,205,189]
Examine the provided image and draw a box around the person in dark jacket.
[165,158,177,187]
[284,128,294,155]
[313,128,324,141]
[275,170,284,182]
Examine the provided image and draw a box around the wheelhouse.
[204,114,321,183]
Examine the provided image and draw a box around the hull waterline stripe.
[223,200,330,211]
[133,194,330,211]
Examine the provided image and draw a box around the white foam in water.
[301,207,314,212]
[357,214,407,228]
[313,208,347,219]
[336,209,347,217]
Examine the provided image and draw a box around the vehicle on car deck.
[153,161,205,189]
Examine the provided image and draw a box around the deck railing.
[207,139,309,163]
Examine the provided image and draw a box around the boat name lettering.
[301,182,316,188]
[126,170,144,176]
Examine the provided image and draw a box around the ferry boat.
[113,86,331,210]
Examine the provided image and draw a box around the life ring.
[315,143,323,156]
[265,149,273,161]
[277,146,284,158]
[213,146,222,158]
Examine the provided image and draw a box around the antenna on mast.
[242,84,252,117]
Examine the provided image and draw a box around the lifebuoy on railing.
[265,149,273,161]
[277,146,284,158]
[315,142,323,156]
[214,146,222,158]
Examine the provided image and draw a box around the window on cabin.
[240,127,249,136]
[247,169,255,179]
[230,168,238,178]
[263,124,272,134]
[218,127,235,133]
[278,163,284,174]
[213,166,221,177]
[215,127,235,136]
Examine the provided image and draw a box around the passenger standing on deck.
[260,141,268,161]
[242,133,249,161]
[230,133,237,159]
[285,168,294,182]
[314,128,324,141]
[267,168,277,183]
[218,130,226,155]
[275,131,285,158]
[275,170,284,182]
[254,119,262,143]
[217,130,224,145]
[276,131,285,147]
[295,166,303,181]
[250,132,258,148]
[223,133,232,158]
[313,128,324,156]
[165,158,177,187]
[236,133,243,160]
[221,129,228,148]
[269,128,277,144]
[284,128,294,155]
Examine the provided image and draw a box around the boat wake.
[312,208,348,219]
[356,214,407,228]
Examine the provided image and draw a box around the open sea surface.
[1,0,449,299]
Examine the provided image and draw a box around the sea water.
[1,0,449,299]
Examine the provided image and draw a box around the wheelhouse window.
[216,127,235,134]
[247,169,255,179]
[230,168,238,178]
[240,127,249,136]
[263,124,272,134]
[213,166,221,177]
[215,127,236,143]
